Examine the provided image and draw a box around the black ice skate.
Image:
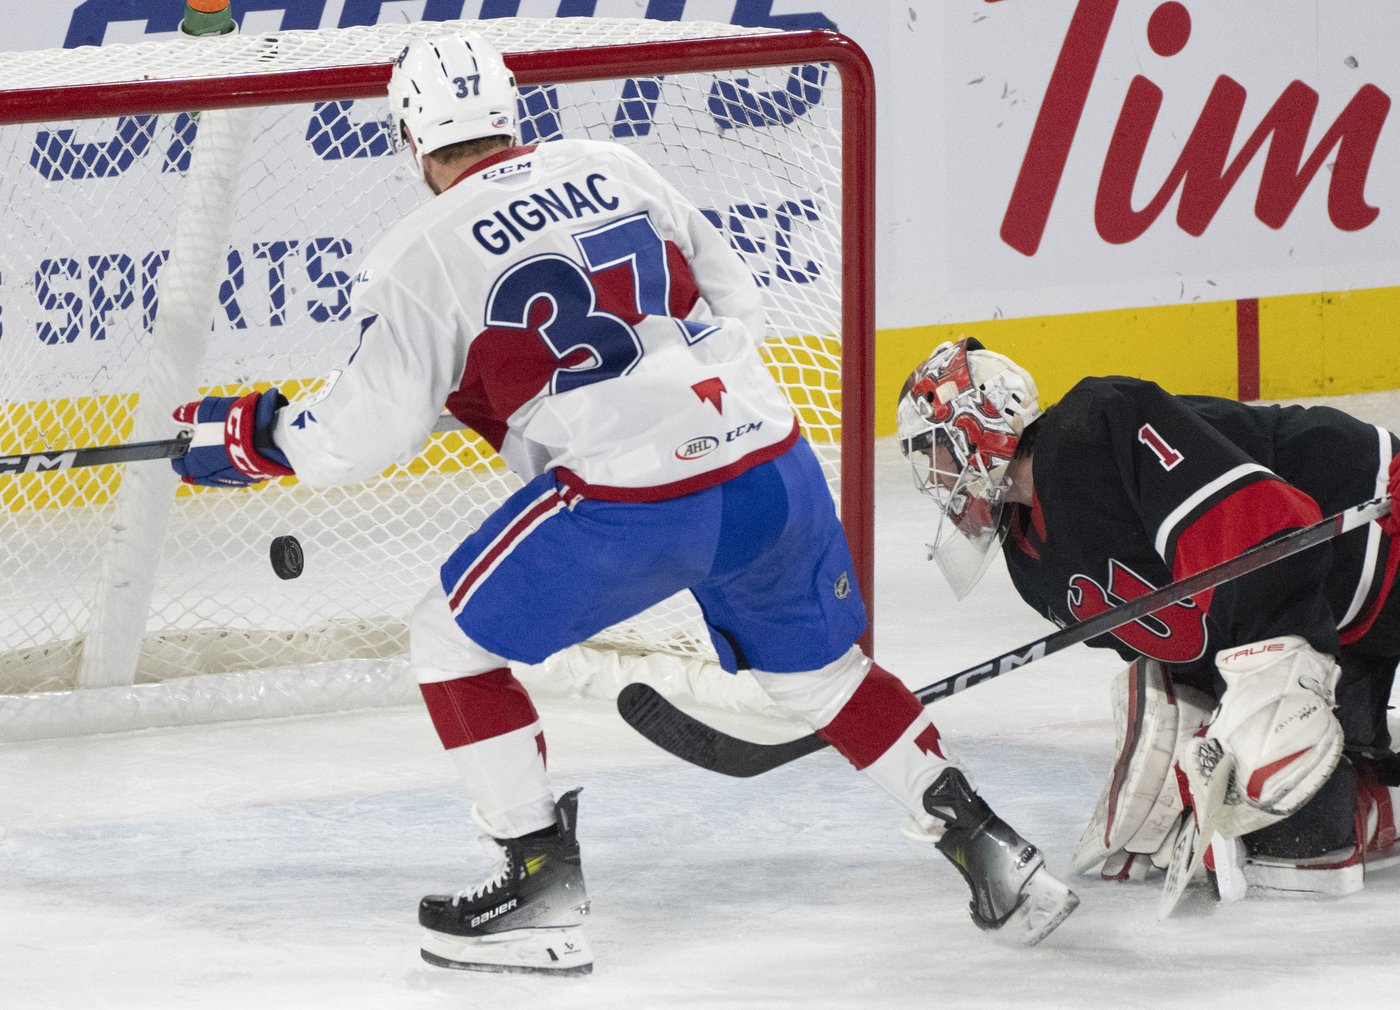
[923,768,1079,946]
[419,788,592,975]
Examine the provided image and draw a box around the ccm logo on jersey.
[676,436,720,460]
[470,898,518,929]
[677,423,764,458]
[481,158,532,181]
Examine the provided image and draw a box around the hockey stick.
[0,414,466,477]
[617,494,1394,777]
[0,432,195,475]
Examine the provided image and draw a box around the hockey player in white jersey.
[170,31,1078,973]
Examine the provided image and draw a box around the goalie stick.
[617,494,1394,778]
[0,414,466,477]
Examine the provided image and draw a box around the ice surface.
[5,391,1400,1009]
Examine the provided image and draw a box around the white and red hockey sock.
[419,667,557,839]
[815,663,960,834]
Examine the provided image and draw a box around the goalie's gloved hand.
[171,389,294,487]
[1380,452,1400,536]
[1206,635,1343,819]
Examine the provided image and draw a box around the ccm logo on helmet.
[675,436,719,460]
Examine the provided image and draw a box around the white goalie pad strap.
[1210,635,1344,817]
[1071,659,1212,875]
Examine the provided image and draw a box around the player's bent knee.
[410,584,509,684]
[750,645,871,726]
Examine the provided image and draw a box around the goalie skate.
[419,789,592,976]
[922,768,1079,946]
[1242,768,1400,897]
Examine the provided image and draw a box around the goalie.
[896,338,1400,900]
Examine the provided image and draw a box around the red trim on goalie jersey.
[1169,479,1322,610]
[1339,534,1400,646]
[419,669,540,750]
[816,663,926,771]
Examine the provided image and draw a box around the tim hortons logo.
[997,0,1392,255]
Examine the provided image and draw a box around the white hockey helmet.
[387,31,517,174]
[896,337,1041,599]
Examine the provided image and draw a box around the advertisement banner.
[938,0,1400,321]
[0,1,1397,331]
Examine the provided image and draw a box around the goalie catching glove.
[171,389,294,487]
[1203,635,1343,819]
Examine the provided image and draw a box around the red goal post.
[0,18,874,739]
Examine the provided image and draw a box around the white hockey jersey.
[273,138,799,500]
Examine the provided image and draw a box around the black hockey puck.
[269,534,305,580]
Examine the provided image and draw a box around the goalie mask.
[896,338,1041,599]
[387,31,518,178]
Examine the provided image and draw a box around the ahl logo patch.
[834,572,850,599]
[675,436,719,461]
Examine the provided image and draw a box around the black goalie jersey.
[1003,376,1400,704]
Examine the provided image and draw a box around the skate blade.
[1003,867,1080,947]
[1241,857,1363,897]
[1239,844,1398,897]
[420,925,593,976]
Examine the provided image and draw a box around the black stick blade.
[616,682,829,777]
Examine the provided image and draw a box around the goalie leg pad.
[1071,658,1212,876]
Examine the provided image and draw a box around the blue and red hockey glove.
[171,389,294,487]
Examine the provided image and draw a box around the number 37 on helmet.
[896,338,1042,599]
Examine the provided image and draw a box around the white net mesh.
[0,18,864,739]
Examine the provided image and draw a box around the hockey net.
[0,18,873,740]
